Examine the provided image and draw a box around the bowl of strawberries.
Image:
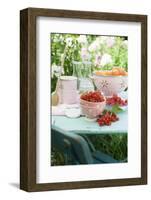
[80,91,106,119]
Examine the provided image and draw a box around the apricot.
[119,68,128,76]
[104,71,112,76]
[95,71,104,75]
[95,71,108,76]
[123,71,128,76]
[118,68,125,75]
[112,68,120,76]
[112,67,128,76]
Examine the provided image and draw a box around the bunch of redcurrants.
[97,111,119,126]
[106,94,127,106]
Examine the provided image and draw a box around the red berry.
[99,121,104,126]
[106,95,128,106]
[81,91,105,103]
[106,121,111,126]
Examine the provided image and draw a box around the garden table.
[52,110,127,135]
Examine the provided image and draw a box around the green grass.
[87,134,127,161]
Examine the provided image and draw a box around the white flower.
[100,54,112,66]
[94,53,102,66]
[122,40,128,47]
[99,36,109,44]
[96,36,102,42]
[106,37,115,47]
[81,47,90,61]
[88,40,100,52]
[51,64,64,78]
[77,35,87,44]
[66,37,72,46]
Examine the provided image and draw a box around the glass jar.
[72,61,94,92]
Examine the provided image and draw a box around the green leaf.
[111,104,124,114]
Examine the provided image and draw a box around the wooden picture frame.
[20,7,147,192]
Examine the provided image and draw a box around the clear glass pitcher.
[72,61,94,92]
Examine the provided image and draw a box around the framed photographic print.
[20,8,147,191]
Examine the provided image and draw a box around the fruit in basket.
[92,67,128,96]
[94,67,128,76]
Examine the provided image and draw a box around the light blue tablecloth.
[52,110,127,135]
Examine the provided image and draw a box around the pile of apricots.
[95,67,128,76]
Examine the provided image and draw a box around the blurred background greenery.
[51,33,128,92]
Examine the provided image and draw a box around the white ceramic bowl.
[92,73,128,96]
